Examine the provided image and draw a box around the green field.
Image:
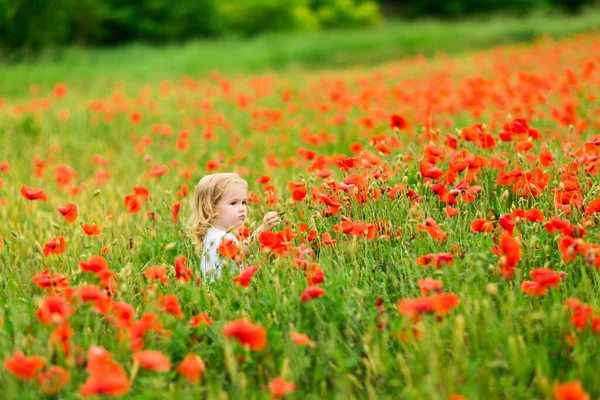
[1,12,600,400]
[1,10,599,98]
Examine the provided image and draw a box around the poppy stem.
[130,360,140,383]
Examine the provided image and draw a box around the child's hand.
[260,211,281,231]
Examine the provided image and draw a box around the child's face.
[213,183,248,231]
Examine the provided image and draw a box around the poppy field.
[1,32,600,399]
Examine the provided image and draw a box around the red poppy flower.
[49,324,74,356]
[530,268,564,288]
[0,160,9,173]
[79,255,109,274]
[306,264,325,285]
[496,233,522,280]
[257,174,271,184]
[53,164,78,188]
[270,377,296,398]
[524,208,544,222]
[499,215,516,235]
[159,294,184,318]
[130,111,142,125]
[553,380,590,400]
[190,312,213,328]
[177,354,205,383]
[206,160,219,172]
[91,154,108,166]
[301,286,325,303]
[176,184,188,197]
[56,203,79,223]
[150,164,169,177]
[145,265,169,285]
[521,281,548,297]
[320,232,337,246]
[174,255,191,283]
[53,83,67,98]
[471,219,494,233]
[418,277,444,295]
[133,350,171,372]
[223,318,267,351]
[172,201,182,223]
[232,265,259,287]
[43,237,66,256]
[35,295,73,325]
[37,365,70,393]
[419,162,444,180]
[398,292,459,318]
[390,114,408,130]
[3,350,46,380]
[79,346,130,397]
[290,331,314,347]
[446,206,459,217]
[82,223,101,236]
[20,185,48,201]
[76,285,106,303]
[32,269,69,290]
[218,238,243,262]
[430,292,460,315]
[416,218,447,243]
[289,182,307,202]
[123,185,150,214]
[124,195,142,214]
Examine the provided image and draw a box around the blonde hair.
[187,172,248,249]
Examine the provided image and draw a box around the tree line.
[0,0,594,56]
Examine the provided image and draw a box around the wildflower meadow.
[1,31,600,399]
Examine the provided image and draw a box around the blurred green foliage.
[381,0,594,17]
[0,0,596,57]
[0,0,379,55]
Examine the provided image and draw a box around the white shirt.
[200,227,242,283]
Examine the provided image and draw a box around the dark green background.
[0,0,595,56]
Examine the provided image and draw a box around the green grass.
[0,19,600,400]
[0,10,599,98]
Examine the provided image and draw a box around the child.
[187,172,281,284]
